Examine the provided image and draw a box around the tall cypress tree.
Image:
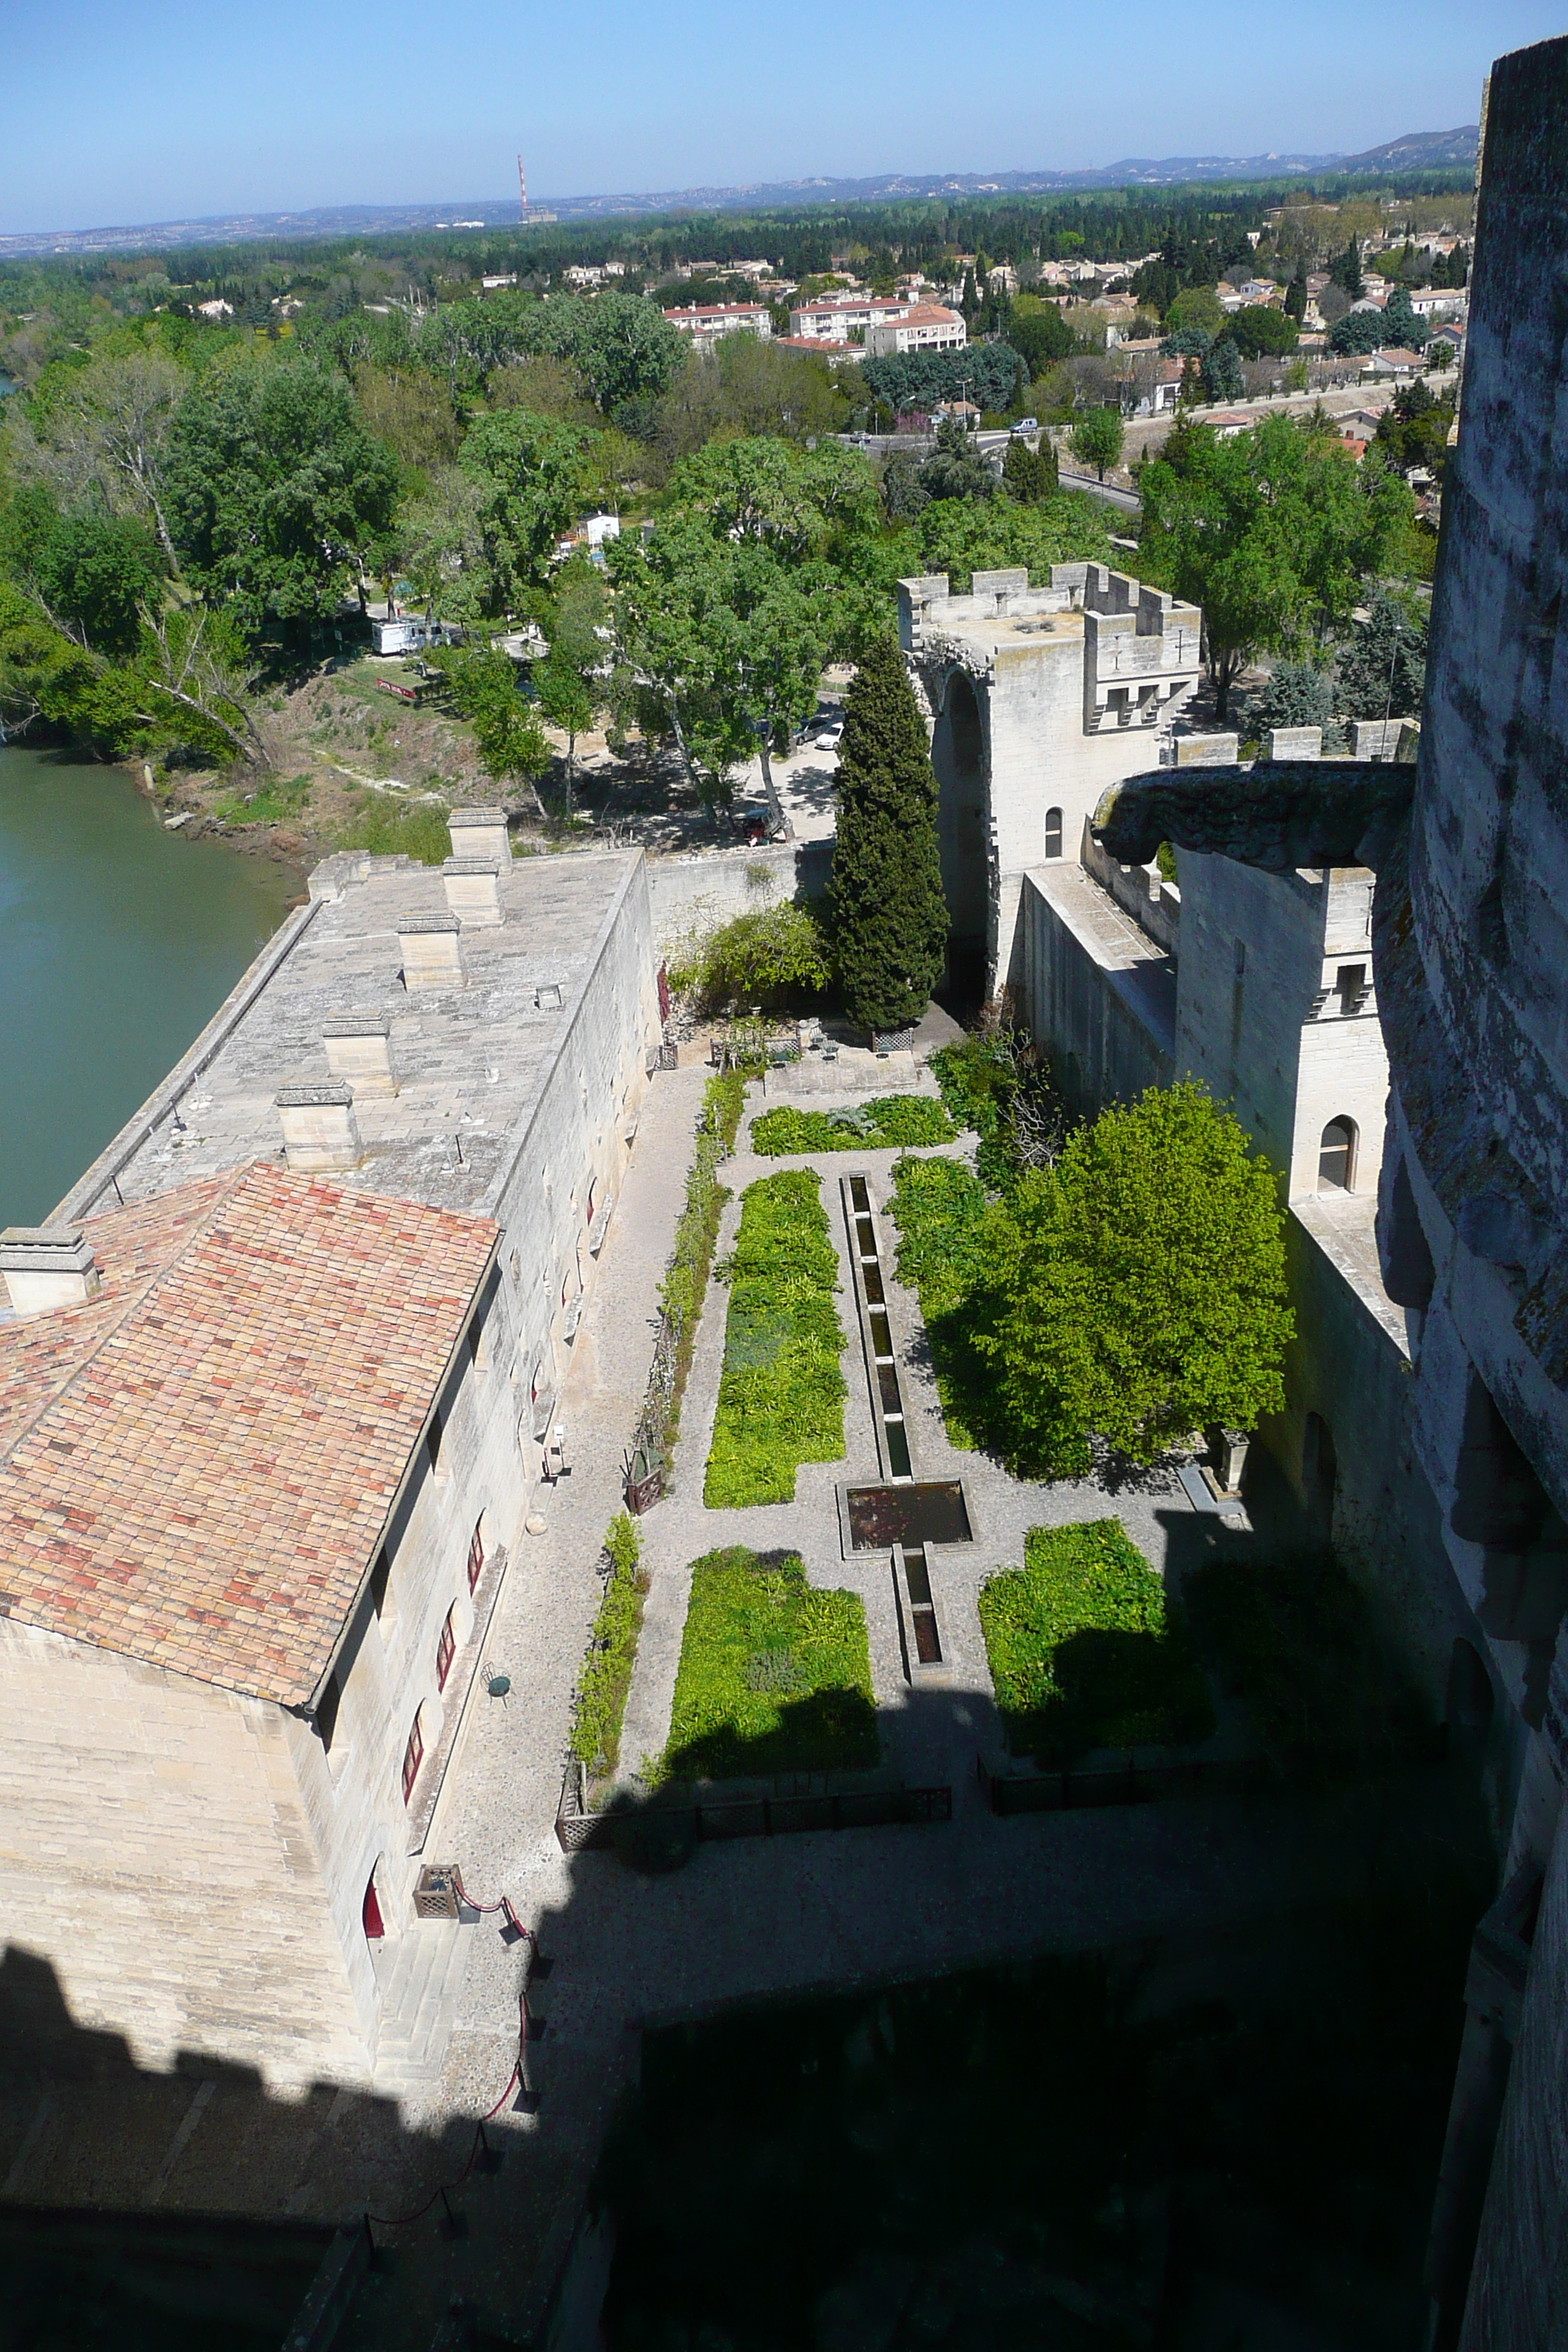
[828,638,949,1034]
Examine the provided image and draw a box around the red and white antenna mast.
[517,154,527,219]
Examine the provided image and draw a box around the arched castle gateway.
[898,564,1204,1000]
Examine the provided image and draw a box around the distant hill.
[0,129,1480,257]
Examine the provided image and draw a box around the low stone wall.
[646,839,833,961]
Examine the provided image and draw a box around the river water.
[0,745,294,1226]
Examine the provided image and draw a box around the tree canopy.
[163,357,398,635]
[1137,412,1414,718]
[973,1082,1293,1474]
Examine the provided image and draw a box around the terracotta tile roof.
[0,1165,497,1706]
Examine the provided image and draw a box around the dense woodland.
[0,171,1462,817]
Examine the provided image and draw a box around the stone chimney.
[275,1084,362,1172]
[322,1012,398,1096]
[442,858,504,929]
[447,806,511,864]
[397,913,466,990]
[1,1226,102,1316]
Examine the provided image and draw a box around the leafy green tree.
[607,515,752,811]
[1227,307,1298,360]
[1330,307,1387,358]
[456,407,595,612]
[881,452,929,523]
[1070,407,1124,480]
[0,489,162,660]
[1372,381,1455,483]
[919,415,996,502]
[1284,272,1308,324]
[1380,286,1422,350]
[1006,303,1075,377]
[431,643,553,816]
[1138,412,1414,720]
[1164,286,1226,340]
[973,1083,1293,1475]
[914,487,1112,591]
[861,342,1024,421]
[1002,435,1058,504]
[1245,660,1335,737]
[521,290,685,415]
[1329,240,1365,298]
[534,557,608,809]
[162,358,398,636]
[5,350,187,571]
[1334,586,1427,720]
[1201,337,1245,404]
[669,902,832,1011]
[827,638,949,1035]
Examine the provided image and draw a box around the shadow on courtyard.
[0,1464,1500,2351]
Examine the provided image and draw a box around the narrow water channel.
[0,745,295,1226]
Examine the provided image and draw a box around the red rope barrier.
[366,1978,529,2231]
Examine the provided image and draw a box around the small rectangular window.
[1234,939,1246,978]
[1336,962,1366,1013]
[467,1515,486,1594]
[426,1417,442,1477]
[401,1709,425,1804]
[369,1549,392,1620]
[435,1606,456,1693]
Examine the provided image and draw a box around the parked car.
[1011,416,1040,435]
[813,720,844,753]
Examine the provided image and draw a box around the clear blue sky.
[1,0,1558,234]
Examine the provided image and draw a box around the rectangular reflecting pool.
[845,1480,973,1550]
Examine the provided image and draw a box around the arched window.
[1044,807,1063,859]
[467,1513,486,1594]
[435,1605,457,1693]
[1318,1117,1357,1192]
[363,1871,385,1942]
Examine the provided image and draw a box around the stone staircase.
[369,1918,472,2098]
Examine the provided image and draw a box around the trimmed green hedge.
[750,1095,955,1156]
[661,1547,878,1780]
[704,1169,847,1507]
[979,1520,1214,1762]
[568,1512,649,1778]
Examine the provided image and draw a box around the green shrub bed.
[635,1068,747,1486]
[568,1512,649,1780]
[979,1520,1215,1762]
[750,1094,955,1156]
[886,1152,1009,1451]
[660,1547,878,1780]
[704,1168,846,1507]
[1184,1555,1431,1779]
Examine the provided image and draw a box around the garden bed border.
[555,1763,951,1852]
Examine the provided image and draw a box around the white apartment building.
[864,304,967,358]
[663,301,773,349]
[788,293,912,342]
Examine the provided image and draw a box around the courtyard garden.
[704,1168,847,1507]
[658,1546,878,1782]
[979,1519,1215,1761]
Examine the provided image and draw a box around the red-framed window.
[436,1605,457,1692]
[363,1873,385,1941]
[467,1515,486,1594]
[401,1708,424,1804]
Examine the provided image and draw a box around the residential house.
[662,301,773,350]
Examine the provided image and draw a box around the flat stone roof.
[1026,863,1177,1058]
[1292,1190,1410,1359]
[64,851,640,1224]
